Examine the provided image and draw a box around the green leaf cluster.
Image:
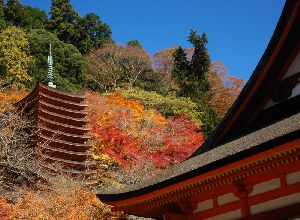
[48,0,112,54]
[119,88,202,125]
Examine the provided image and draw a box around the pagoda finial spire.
[47,43,56,88]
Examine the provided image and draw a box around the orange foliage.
[0,189,124,220]
[209,62,245,119]
[86,91,203,171]
[0,88,28,112]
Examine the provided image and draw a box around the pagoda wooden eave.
[17,83,97,182]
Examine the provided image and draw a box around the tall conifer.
[5,0,22,25]
[48,0,80,44]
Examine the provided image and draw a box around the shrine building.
[97,0,300,219]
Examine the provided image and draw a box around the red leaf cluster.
[86,92,204,171]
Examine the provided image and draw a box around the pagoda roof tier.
[38,116,90,135]
[39,101,88,119]
[38,134,93,151]
[40,153,96,167]
[40,126,91,144]
[38,108,89,127]
[39,83,86,103]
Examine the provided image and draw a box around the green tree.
[173,30,211,102]
[5,0,22,26]
[19,6,48,30]
[75,13,113,54]
[48,0,80,45]
[188,30,211,98]
[172,46,190,95]
[27,29,86,93]
[127,40,143,49]
[0,0,6,29]
[172,30,218,137]
[0,26,33,88]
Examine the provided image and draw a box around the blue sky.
[20,0,285,81]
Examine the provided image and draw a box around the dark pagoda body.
[17,83,97,185]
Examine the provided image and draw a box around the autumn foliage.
[0,188,124,220]
[86,91,204,171]
[209,61,245,119]
[0,88,28,112]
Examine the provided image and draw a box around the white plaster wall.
[205,209,241,220]
[286,170,300,185]
[249,178,281,196]
[250,192,300,215]
[217,193,239,206]
[193,199,213,214]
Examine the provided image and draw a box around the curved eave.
[39,83,86,102]
[38,133,93,149]
[38,108,89,127]
[40,92,87,111]
[39,144,93,156]
[38,116,90,135]
[39,100,88,119]
[40,126,91,143]
[40,153,96,166]
[192,0,300,156]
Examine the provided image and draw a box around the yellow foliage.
[0,26,33,87]
[0,88,28,113]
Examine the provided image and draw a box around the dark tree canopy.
[5,0,22,25]
[0,0,5,29]
[48,0,112,54]
[75,13,113,54]
[48,0,80,44]
[172,30,218,136]
[27,29,86,93]
[19,6,48,30]
[127,40,143,49]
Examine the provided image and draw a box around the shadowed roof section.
[192,0,300,156]
[99,112,300,201]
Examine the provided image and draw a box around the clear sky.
[20,0,285,81]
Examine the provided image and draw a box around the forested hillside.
[0,0,245,219]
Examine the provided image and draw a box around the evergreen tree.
[172,30,218,137]
[48,0,80,44]
[0,0,6,29]
[5,0,22,26]
[19,6,48,30]
[127,40,143,49]
[172,30,211,102]
[172,46,190,96]
[76,13,112,54]
[188,30,211,97]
